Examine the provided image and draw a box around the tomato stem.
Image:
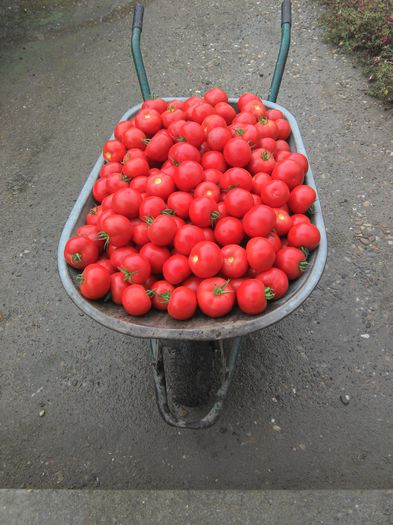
[76,274,84,284]
[97,231,110,249]
[300,246,310,258]
[213,279,233,296]
[265,287,275,300]
[120,268,138,283]
[72,252,82,263]
[299,260,309,272]
[161,208,176,216]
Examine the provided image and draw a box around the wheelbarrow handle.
[131,3,152,101]
[132,2,144,30]
[268,0,292,103]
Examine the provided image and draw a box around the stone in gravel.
[340,394,350,405]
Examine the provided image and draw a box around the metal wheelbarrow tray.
[57,1,327,429]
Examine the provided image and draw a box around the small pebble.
[361,334,370,339]
[39,410,45,417]
[340,394,350,405]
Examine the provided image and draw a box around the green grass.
[320,0,393,104]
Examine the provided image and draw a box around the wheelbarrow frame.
[57,1,328,429]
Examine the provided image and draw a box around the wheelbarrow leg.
[149,337,241,429]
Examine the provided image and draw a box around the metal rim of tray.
[57,98,327,341]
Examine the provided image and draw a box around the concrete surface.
[1,489,393,525]
[1,0,393,492]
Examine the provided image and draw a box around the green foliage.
[320,0,393,104]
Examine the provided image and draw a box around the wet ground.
[1,0,393,490]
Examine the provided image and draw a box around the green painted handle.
[131,3,151,101]
[268,0,292,103]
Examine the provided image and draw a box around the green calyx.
[143,215,155,226]
[146,289,156,298]
[213,279,233,296]
[88,207,97,216]
[258,117,268,125]
[120,268,138,283]
[234,127,244,136]
[300,246,310,258]
[76,274,84,284]
[97,231,110,249]
[299,260,309,273]
[161,208,176,216]
[210,211,221,225]
[265,287,275,300]
[307,204,316,216]
[121,175,130,182]
[72,252,82,263]
[261,151,271,161]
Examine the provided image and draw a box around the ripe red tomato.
[201,151,227,172]
[251,172,271,194]
[197,278,235,317]
[287,223,321,251]
[257,267,289,300]
[256,118,278,139]
[100,162,123,178]
[114,120,132,142]
[259,137,277,152]
[275,118,291,139]
[221,244,248,278]
[103,140,126,163]
[174,224,205,255]
[110,272,130,304]
[194,181,220,201]
[140,243,171,274]
[189,197,220,228]
[275,140,291,153]
[181,275,202,292]
[161,107,186,128]
[96,257,115,274]
[133,221,149,245]
[274,209,293,236]
[236,279,267,315]
[123,148,146,162]
[251,194,262,206]
[266,231,282,252]
[139,196,166,219]
[275,247,308,280]
[214,217,244,246]
[110,246,137,269]
[189,101,215,124]
[146,172,175,199]
[122,284,151,315]
[223,137,252,167]
[224,188,254,218]
[233,112,257,126]
[237,93,262,111]
[167,119,186,140]
[145,130,173,162]
[204,87,228,106]
[246,237,276,272]
[260,180,290,208]
[122,158,149,179]
[78,264,111,300]
[266,109,284,120]
[168,141,201,165]
[101,193,114,211]
[243,99,267,119]
[242,205,276,237]
[174,160,204,191]
[121,254,151,284]
[288,185,316,213]
[122,128,146,150]
[93,178,109,202]
[142,98,167,113]
[291,213,311,226]
[105,173,129,195]
[99,214,133,247]
[167,191,193,218]
[290,152,309,173]
[130,176,147,193]
[189,241,223,278]
[147,215,177,246]
[215,102,236,124]
[201,115,227,136]
[150,280,174,311]
[220,167,253,191]
[275,150,291,162]
[204,168,222,184]
[167,286,197,320]
[163,254,191,284]
[135,108,162,136]
[207,127,232,151]
[76,225,104,252]
[271,159,304,189]
[183,96,202,110]
[248,148,276,175]
[64,236,99,269]
[112,188,142,219]
[180,121,205,147]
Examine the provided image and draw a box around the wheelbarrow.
[57,0,327,429]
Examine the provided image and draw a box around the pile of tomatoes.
[64,88,320,320]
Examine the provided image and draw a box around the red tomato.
[112,188,142,219]
[135,108,162,136]
[271,159,304,189]
[217,201,228,218]
[243,99,267,119]
[287,223,321,251]
[100,162,123,178]
[64,236,99,269]
[275,140,291,153]
[201,114,227,136]
[183,96,202,110]
[266,231,282,252]
[78,263,111,300]
[122,284,151,315]
[230,278,245,291]
[252,194,262,206]
[197,278,235,317]
[114,120,132,141]
[194,181,221,201]
[251,172,271,194]
[161,107,186,128]
[214,102,236,124]
[220,167,253,191]
[224,188,254,218]
[110,272,130,304]
[174,160,204,191]
[122,158,149,179]
[260,180,290,208]
[189,241,223,278]
[146,172,175,199]
[139,196,166,219]
[231,124,259,148]
[101,193,115,210]
[242,205,276,237]
[122,128,146,150]
[266,109,284,120]
[214,216,244,246]
[96,257,115,274]
[142,98,167,113]
[259,137,277,152]
[147,215,177,246]
[204,87,228,106]
[167,191,193,219]
[221,244,248,278]
[76,224,104,252]
[288,185,316,213]
[93,178,109,202]
[201,151,227,172]
[180,121,205,147]
[140,243,171,274]
[123,148,146,162]
[174,224,205,255]
[163,254,191,284]
[291,213,311,226]
[248,148,276,175]
[276,118,291,140]
[290,152,309,173]
[189,197,220,228]
[202,228,215,242]
[150,280,174,311]
[169,141,201,165]
[237,93,262,111]
[233,112,257,125]
[121,254,151,284]
[236,279,267,315]
[204,168,222,184]
[181,276,202,292]
[223,137,252,168]
[167,119,186,140]
[145,131,173,162]
[168,286,197,320]
[275,247,308,280]
[105,173,129,195]
[110,246,137,269]
[99,214,133,247]
[103,140,126,163]
[207,127,232,151]
[133,221,149,245]
[255,118,278,139]
[246,237,276,272]
[189,101,215,124]
[257,267,289,300]
[274,209,293,236]
[130,176,147,193]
